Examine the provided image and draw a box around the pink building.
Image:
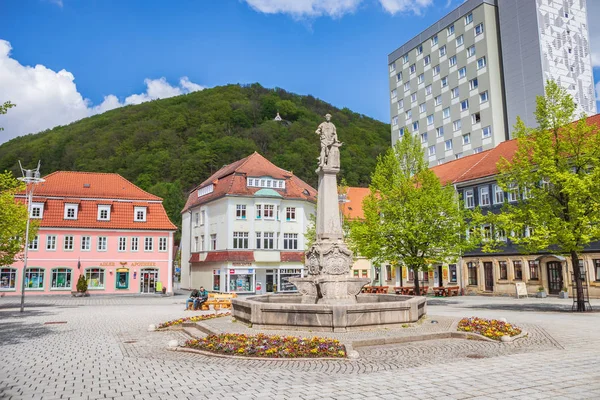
[1,171,177,296]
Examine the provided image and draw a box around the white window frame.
[480,91,489,103]
[98,205,111,221]
[28,235,39,251]
[467,45,476,57]
[64,204,78,220]
[456,34,464,47]
[447,25,454,35]
[63,235,74,251]
[233,232,249,249]
[477,56,486,69]
[493,184,504,204]
[131,237,139,252]
[469,78,479,90]
[236,204,247,219]
[465,12,473,24]
[427,114,434,126]
[434,95,442,106]
[283,233,298,250]
[458,67,467,79]
[81,236,91,251]
[419,103,426,113]
[158,237,167,252]
[449,55,457,67]
[436,127,444,137]
[412,121,419,132]
[210,234,217,250]
[46,235,57,251]
[439,45,446,57]
[443,107,450,119]
[462,133,470,145]
[118,237,127,252]
[428,145,436,156]
[475,23,484,36]
[453,120,462,132]
[421,133,428,143]
[144,237,153,252]
[482,125,492,138]
[433,65,440,76]
[479,187,490,207]
[471,112,481,124]
[441,76,448,87]
[31,203,44,219]
[461,99,469,111]
[445,139,453,151]
[508,184,519,202]
[404,81,410,91]
[464,189,474,208]
[97,236,107,252]
[424,55,430,65]
[425,84,432,95]
[286,207,296,221]
[134,206,147,222]
[451,87,459,98]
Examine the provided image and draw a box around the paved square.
[1,294,600,399]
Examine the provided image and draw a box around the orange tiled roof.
[30,171,162,200]
[341,187,371,220]
[16,171,176,231]
[431,114,600,185]
[183,152,317,212]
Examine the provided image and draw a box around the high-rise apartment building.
[388,0,595,166]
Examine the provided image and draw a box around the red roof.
[189,251,255,263]
[431,113,600,185]
[341,187,371,220]
[183,152,317,212]
[30,171,162,200]
[16,171,176,231]
[280,252,305,262]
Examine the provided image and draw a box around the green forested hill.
[0,83,390,235]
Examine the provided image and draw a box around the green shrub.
[76,275,88,293]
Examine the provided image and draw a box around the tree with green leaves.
[0,170,37,265]
[349,131,472,294]
[0,101,15,131]
[492,81,600,311]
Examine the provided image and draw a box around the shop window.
[353,270,359,277]
[280,269,302,292]
[386,265,392,281]
[116,269,129,289]
[213,270,221,291]
[361,270,368,278]
[513,261,523,280]
[86,268,105,289]
[51,268,72,289]
[467,262,477,285]
[25,268,44,289]
[499,261,508,280]
[229,272,254,292]
[449,264,457,283]
[595,260,600,282]
[0,268,17,290]
[528,260,540,280]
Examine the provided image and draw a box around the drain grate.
[123,340,137,344]
[466,354,486,359]
[44,321,67,325]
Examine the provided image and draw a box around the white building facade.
[388,0,595,166]
[180,152,316,294]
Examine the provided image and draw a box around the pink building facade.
[1,172,177,296]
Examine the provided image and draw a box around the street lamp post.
[17,161,44,313]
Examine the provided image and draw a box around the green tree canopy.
[490,81,600,311]
[0,101,15,131]
[0,170,37,265]
[349,131,472,293]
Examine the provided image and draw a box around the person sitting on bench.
[196,287,209,309]
[185,289,200,310]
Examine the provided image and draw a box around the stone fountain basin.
[232,294,426,333]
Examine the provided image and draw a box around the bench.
[200,293,237,310]
[433,286,447,297]
[446,286,460,296]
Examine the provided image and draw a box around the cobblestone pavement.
[1,294,600,399]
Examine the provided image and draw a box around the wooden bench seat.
[446,286,460,296]
[200,293,237,310]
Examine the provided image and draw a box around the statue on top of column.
[315,114,341,169]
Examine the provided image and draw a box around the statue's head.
[325,113,332,121]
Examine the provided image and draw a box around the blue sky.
[1,0,599,143]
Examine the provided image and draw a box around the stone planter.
[559,291,569,299]
[536,291,547,298]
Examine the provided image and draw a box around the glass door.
[547,262,563,295]
[140,269,158,293]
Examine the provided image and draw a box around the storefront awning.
[190,251,255,264]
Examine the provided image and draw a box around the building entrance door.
[437,265,443,287]
[266,270,276,293]
[140,269,158,293]
[547,262,563,295]
[484,262,494,292]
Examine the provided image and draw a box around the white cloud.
[242,0,431,18]
[378,0,433,15]
[47,0,64,7]
[0,39,205,143]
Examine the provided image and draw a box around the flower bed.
[157,312,230,329]
[184,333,347,358]
[457,317,522,341]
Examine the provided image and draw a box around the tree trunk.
[570,251,586,312]
[412,269,420,296]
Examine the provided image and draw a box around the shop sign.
[99,262,115,267]
[402,267,407,279]
[232,262,252,267]
[428,271,434,279]
[131,262,157,267]
[442,266,449,280]
[230,269,254,274]
[214,269,221,275]
[280,269,302,274]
